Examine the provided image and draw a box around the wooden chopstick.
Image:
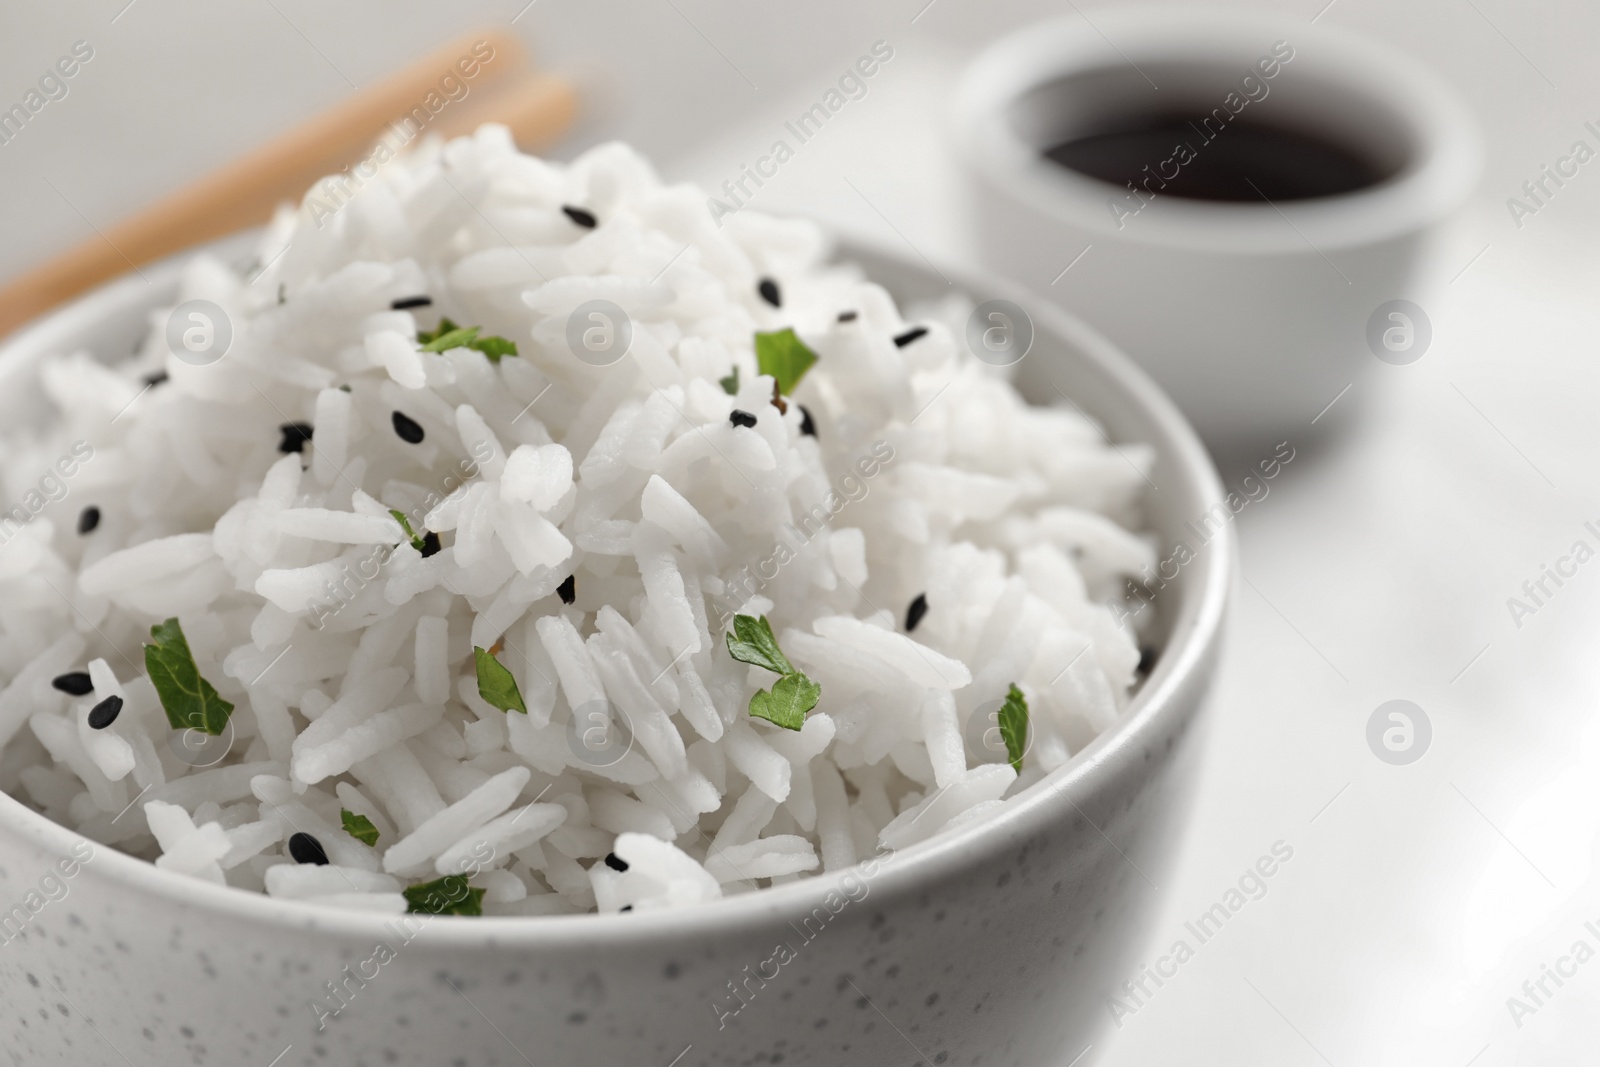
[0,29,577,338]
[433,71,578,152]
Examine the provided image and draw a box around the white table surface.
[4,1,1599,1063]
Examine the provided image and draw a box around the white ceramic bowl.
[0,235,1231,1067]
[954,8,1482,453]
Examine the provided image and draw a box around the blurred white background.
[3,1,1599,1063]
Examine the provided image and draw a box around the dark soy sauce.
[1044,115,1386,202]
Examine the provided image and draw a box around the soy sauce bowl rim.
[953,7,1483,253]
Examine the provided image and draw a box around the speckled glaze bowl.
[0,235,1230,1067]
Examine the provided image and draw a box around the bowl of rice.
[0,129,1229,1066]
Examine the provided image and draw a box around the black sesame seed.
[604,852,629,872]
[77,506,100,536]
[278,422,314,454]
[837,310,858,323]
[390,295,432,310]
[420,530,442,558]
[620,904,634,912]
[893,325,929,348]
[557,574,576,605]
[1137,646,1157,675]
[391,411,425,444]
[798,404,816,438]
[87,695,122,730]
[142,370,169,388]
[758,278,781,308]
[562,205,598,229]
[288,833,329,866]
[729,409,758,429]
[51,672,93,696]
[905,593,928,633]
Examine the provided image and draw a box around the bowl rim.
[0,226,1232,946]
[951,5,1483,254]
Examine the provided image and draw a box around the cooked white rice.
[0,127,1157,915]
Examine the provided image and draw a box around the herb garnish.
[143,618,234,736]
[417,318,470,348]
[750,673,821,731]
[404,874,485,916]
[753,328,818,396]
[998,683,1028,772]
[470,334,518,361]
[726,614,795,674]
[341,809,380,847]
[389,509,427,553]
[474,646,528,714]
[418,317,519,362]
[719,365,740,395]
[725,614,820,730]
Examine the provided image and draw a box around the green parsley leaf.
[471,334,519,362]
[143,618,235,736]
[389,509,427,553]
[415,317,460,345]
[725,614,793,676]
[998,683,1029,773]
[404,875,485,916]
[725,614,819,731]
[474,646,528,714]
[420,324,481,353]
[754,328,818,396]
[749,671,821,731]
[341,809,380,847]
[417,318,518,361]
[719,365,740,395]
